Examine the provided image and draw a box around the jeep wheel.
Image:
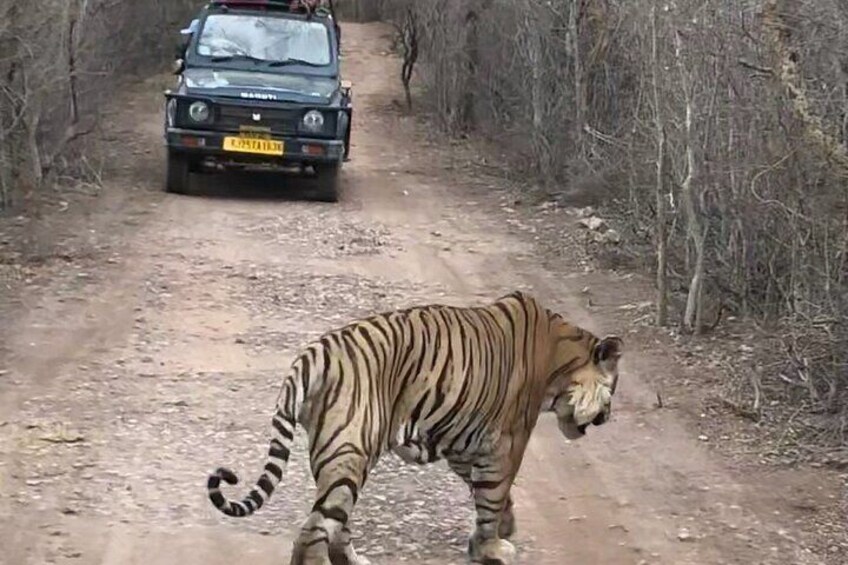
[166,151,191,194]
[312,163,340,203]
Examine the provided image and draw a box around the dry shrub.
[378,0,848,458]
[0,0,199,209]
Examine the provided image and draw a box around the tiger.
[206,290,623,565]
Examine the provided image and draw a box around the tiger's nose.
[592,412,607,426]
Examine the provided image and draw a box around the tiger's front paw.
[468,538,516,565]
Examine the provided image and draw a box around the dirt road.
[0,23,842,565]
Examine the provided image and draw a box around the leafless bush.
[0,0,198,209]
[380,0,848,454]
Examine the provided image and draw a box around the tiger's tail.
[207,368,305,518]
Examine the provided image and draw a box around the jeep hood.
[182,68,339,105]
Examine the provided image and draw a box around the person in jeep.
[176,18,199,60]
[177,1,338,59]
[196,11,331,65]
[290,0,342,50]
[290,0,321,11]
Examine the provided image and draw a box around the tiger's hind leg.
[448,458,517,540]
[290,455,369,565]
[328,526,371,565]
[290,509,335,565]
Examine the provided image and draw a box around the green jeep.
[164,0,352,202]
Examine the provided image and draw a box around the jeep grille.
[217,104,300,135]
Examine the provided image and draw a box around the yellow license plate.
[223,136,283,156]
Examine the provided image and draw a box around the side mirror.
[340,79,352,97]
[172,58,185,75]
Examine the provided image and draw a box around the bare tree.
[386,0,419,109]
[378,0,848,452]
[673,28,707,334]
[650,2,669,326]
[568,0,588,156]
[0,0,199,209]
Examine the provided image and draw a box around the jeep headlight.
[188,101,210,123]
[302,110,324,132]
[167,99,177,127]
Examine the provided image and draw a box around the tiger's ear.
[593,335,623,369]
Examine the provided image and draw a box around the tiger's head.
[544,319,623,440]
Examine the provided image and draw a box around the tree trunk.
[399,6,418,110]
[650,4,669,326]
[461,3,483,131]
[674,29,707,334]
[523,9,549,175]
[569,0,585,152]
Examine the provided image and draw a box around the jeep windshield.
[194,13,332,68]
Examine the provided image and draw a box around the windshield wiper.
[210,54,265,64]
[267,58,324,68]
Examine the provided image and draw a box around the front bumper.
[165,127,344,165]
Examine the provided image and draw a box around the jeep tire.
[166,151,191,194]
[312,163,340,203]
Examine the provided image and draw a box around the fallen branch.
[720,396,761,422]
[737,58,773,75]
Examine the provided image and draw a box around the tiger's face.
[547,333,623,440]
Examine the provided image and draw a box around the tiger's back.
[293,295,547,465]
